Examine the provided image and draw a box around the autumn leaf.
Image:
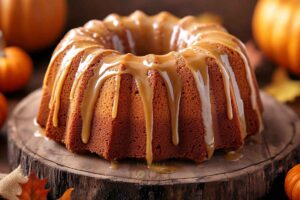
[0,166,28,200]
[0,167,73,200]
[58,188,74,200]
[18,172,49,200]
[264,67,300,102]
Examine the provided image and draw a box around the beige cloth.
[0,166,28,200]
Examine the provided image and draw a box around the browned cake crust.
[37,11,263,165]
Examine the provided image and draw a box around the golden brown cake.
[37,11,263,165]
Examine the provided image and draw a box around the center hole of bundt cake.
[110,23,189,56]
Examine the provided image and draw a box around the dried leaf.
[264,67,300,102]
[18,172,49,200]
[195,12,222,24]
[58,188,74,200]
[0,166,28,200]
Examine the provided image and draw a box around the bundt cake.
[37,11,263,165]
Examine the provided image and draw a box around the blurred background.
[66,0,257,41]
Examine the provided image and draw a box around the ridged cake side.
[37,11,263,165]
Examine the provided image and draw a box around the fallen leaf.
[264,67,300,102]
[18,172,49,200]
[0,166,28,200]
[195,12,222,24]
[58,188,74,200]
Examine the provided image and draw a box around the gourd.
[0,32,33,92]
[285,164,300,200]
[253,0,300,75]
[0,0,67,51]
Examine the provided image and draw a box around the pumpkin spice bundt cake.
[37,11,263,165]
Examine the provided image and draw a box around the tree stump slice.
[7,90,300,200]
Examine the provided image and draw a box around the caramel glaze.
[42,11,263,165]
[148,163,179,174]
[225,149,244,162]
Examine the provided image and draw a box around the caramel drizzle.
[195,41,246,138]
[112,73,121,119]
[225,149,244,161]
[144,54,182,146]
[46,26,105,126]
[49,44,100,127]
[180,48,215,158]
[70,49,119,100]
[47,11,263,165]
[49,45,84,126]
[70,48,102,100]
[197,32,257,109]
[49,22,116,126]
[221,54,247,138]
[80,54,121,144]
[80,54,155,164]
[193,31,263,135]
[80,53,182,165]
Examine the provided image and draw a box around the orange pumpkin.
[253,0,300,75]
[0,0,67,51]
[0,93,8,128]
[0,32,33,92]
[285,164,300,199]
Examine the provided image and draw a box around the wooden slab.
[7,90,300,200]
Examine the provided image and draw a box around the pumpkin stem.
[0,31,6,57]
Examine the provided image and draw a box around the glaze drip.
[195,41,246,137]
[80,53,182,164]
[193,31,263,135]
[70,49,118,100]
[112,74,121,119]
[46,11,264,165]
[50,44,100,127]
[144,54,182,146]
[180,48,215,158]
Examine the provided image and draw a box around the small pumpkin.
[285,164,300,199]
[0,32,33,92]
[0,0,67,51]
[0,93,8,128]
[253,0,300,76]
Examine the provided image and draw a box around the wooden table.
[7,89,300,199]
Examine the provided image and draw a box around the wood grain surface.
[7,90,300,199]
